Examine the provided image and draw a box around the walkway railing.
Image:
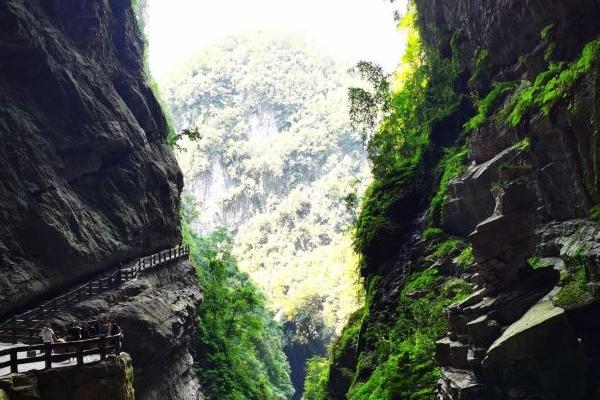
[0,334,122,374]
[0,244,189,345]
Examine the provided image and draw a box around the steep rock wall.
[0,0,183,317]
[323,1,600,399]
[0,353,135,400]
[421,1,600,399]
[52,260,202,400]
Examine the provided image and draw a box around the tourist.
[39,322,56,344]
[81,321,91,340]
[88,320,100,337]
[67,321,82,341]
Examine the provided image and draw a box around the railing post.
[88,282,92,296]
[11,317,17,344]
[100,336,107,360]
[76,342,84,366]
[10,347,18,373]
[44,342,52,369]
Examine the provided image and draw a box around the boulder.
[482,301,586,400]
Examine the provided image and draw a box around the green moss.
[332,309,364,361]
[589,205,600,221]
[555,264,593,308]
[474,48,490,67]
[544,42,557,62]
[422,227,443,241]
[354,159,422,272]
[540,23,555,41]
[344,267,471,400]
[429,147,469,224]
[431,238,463,259]
[515,137,530,152]
[527,257,551,270]
[464,81,515,131]
[499,39,600,126]
[454,245,475,270]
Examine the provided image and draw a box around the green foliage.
[555,264,592,308]
[540,23,555,40]
[165,31,366,340]
[302,357,330,400]
[464,81,515,131]
[589,205,600,221]
[422,227,443,241]
[431,239,463,259]
[554,238,595,308]
[455,245,475,270]
[354,159,421,270]
[474,48,490,67]
[515,137,531,152]
[499,39,600,126]
[344,268,471,400]
[182,205,294,400]
[527,257,550,270]
[429,147,468,223]
[352,8,461,270]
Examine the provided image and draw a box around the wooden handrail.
[0,244,189,345]
[0,335,122,374]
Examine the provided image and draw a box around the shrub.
[464,81,515,131]
[454,246,475,270]
[499,39,600,126]
[429,147,469,224]
[422,227,443,241]
[589,205,600,221]
[431,239,463,259]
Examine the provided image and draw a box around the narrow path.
[0,244,189,376]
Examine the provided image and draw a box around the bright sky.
[148,0,408,78]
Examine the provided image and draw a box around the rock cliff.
[0,0,201,399]
[321,1,600,399]
[0,0,183,316]
[423,0,600,398]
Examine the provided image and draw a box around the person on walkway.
[81,321,91,340]
[67,321,82,342]
[39,323,56,344]
[88,320,100,337]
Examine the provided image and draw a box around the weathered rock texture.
[0,0,183,317]
[52,259,202,400]
[416,0,600,399]
[0,0,202,399]
[0,353,135,400]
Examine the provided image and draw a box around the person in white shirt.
[39,323,56,344]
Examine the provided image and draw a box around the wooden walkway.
[0,244,189,376]
[0,334,122,375]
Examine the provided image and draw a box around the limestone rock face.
[0,353,135,400]
[0,0,183,317]
[483,301,586,400]
[52,260,202,400]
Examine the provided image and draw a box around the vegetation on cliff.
[182,198,294,400]
[303,4,473,399]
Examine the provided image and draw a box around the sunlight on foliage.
[499,39,600,126]
[182,201,294,400]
